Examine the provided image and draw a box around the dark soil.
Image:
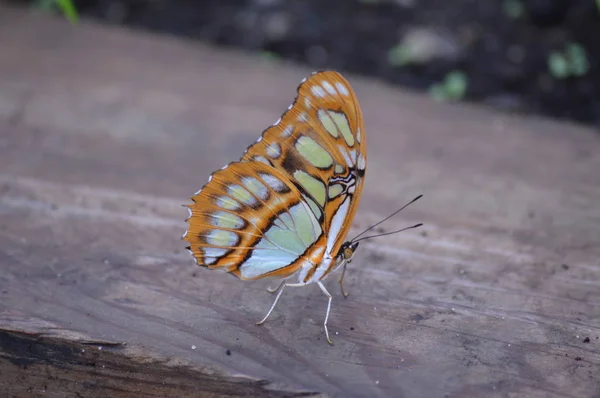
[12,0,600,128]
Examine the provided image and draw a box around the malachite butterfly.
[183,71,420,344]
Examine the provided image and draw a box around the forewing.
[241,71,367,258]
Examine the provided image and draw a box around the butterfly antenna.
[350,194,423,242]
[352,223,423,243]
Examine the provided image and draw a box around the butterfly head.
[339,241,360,263]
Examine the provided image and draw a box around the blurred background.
[9,0,600,128]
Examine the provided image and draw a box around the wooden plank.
[0,6,599,397]
[0,314,313,397]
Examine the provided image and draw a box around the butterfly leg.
[317,281,334,345]
[256,282,304,326]
[266,280,285,294]
[338,261,349,298]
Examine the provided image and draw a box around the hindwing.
[186,162,323,279]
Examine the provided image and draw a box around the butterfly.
[183,71,420,344]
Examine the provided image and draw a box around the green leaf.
[503,0,525,19]
[35,0,78,24]
[548,52,569,79]
[388,44,413,67]
[259,51,281,62]
[444,71,467,100]
[56,0,79,24]
[429,71,468,102]
[566,43,589,76]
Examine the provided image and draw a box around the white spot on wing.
[204,256,217,265]
[282,125,293,137]
[339,145,353,167]
[297,112,308,122]
[357,152,366,170]
[253,155,270,164]
[266,142,282,159]
[216,196,241,210]
[206,230,239,247]
[322,81,336,95]
[311,85,326,97]
[335,82,349,96]
[203,247,228,258]
[228,185,258,206]
[259,173,286,192]
[242,177,269,200]
[210,211,245,229]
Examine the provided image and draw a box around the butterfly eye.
[343,248,354,261]
[342,241,359,262]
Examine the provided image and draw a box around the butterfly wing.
[242,72,366,268]
[185,71,366,282]
[185,161,323,280]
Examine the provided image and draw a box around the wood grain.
[0,6,599,398]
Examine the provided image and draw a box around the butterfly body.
[184,71,366,343]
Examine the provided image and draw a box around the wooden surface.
[1,7,599,398]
